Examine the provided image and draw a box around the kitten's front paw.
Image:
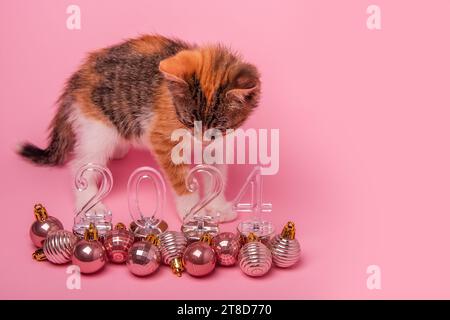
[175,193,200,222]
[88,202,109,216]
[112,144,130,160]
[205,198,237,223]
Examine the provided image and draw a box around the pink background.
[1,0,450,299]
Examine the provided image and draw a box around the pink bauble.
[104,227,134,263]
[127,241,161,276]
[30,216,63,248]
[212,232,241,266]
[183,242,216,277]
[72,239,107,274]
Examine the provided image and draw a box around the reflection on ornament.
[33,230,78,264]
[72,223,106,274]
[212,232,241,266]
[104,223,135,264]
[127,234,161,276]
[30,204,63,247]
[158,231,187,277]
[183,233,216,277]
[269,221,301,268]
[238,232,272,277]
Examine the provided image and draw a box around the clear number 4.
[232,166,274,241]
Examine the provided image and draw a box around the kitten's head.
[159,46,261,134]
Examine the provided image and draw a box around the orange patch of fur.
[198,48,216,105]
[197,47,234,110]
[148,85,190,195]
[160,46,237,111]
[130,35,171,55]
[159,50,201,82]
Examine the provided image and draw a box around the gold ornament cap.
[199,233,213,245]
[245,232,259,243]
[115,222,127,230]
[170,257,184,277]
[145,234,160,246]
[281,221,296,240]
[84,223,99,241]
[34,204,49,222]
[32,248,47,261]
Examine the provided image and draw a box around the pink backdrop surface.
[1,0,450,299]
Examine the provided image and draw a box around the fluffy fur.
[18,35,261,221]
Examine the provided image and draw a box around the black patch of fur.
[19,144,53,165]
[18,96,75,166]
[90,39,189,138]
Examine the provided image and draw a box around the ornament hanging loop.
[32,248,47,262]
[33,204,48,222]
[281,221,296,240]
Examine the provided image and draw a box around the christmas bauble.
[127,234,161,276]
[238,232,272,277]
[158,231,187,277]
[269,221,301,268]
[104,223,134,263]
[212,232,241,266]
[42,230,78,264]
[72,223,106,274]
[29,204,63,247]
[183,233,216,277]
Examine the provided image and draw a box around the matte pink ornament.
[212,232,241,266]
[29,204,63,247]
[183,233,216,277]
[104,223,134,263]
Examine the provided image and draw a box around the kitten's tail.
[18,96,75,166]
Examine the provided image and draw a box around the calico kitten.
[18,35,261,222]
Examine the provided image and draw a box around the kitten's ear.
[226,63,261,103]
[226,87,259,103]
[159,50,201,84]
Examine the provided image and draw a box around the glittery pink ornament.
[212,232,241,266]
[72,223,107,274]
[183,233,216,277]
[29,204,63,247]
[127,234,161,276]
[103,223,135,263]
